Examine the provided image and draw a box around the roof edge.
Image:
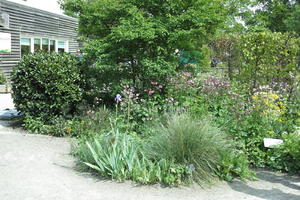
[0,0,78,21]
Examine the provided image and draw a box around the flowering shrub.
[252,91,286,121]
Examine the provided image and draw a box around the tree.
[247,0,300,33]
[285,4,300,35]
[59,0,233,89]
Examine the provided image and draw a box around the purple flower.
[115,94,122,103]
[148,90,155,95]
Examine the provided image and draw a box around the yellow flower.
[66,127,72,132]
[252,95,259,102]
[268,93,279,100]
[267,131,275,135]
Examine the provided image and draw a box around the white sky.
[7,0,64,15]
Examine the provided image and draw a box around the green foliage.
[209,34,241,80]
[279,132,300,173]
[217,148,256,182]
[0,71,6,85]
[60,0,231,90]
[23,115,54,135]
[74,130,192,186]
[285,4,300,35]
[248,0,299,32]
[144,113,255,184]
[11,52,83,120]
[23,107,112,137]
[238,32,299,93]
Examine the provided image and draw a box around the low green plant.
[278,132,300,174]
[23,115,53,135]
[216,148,256,182]
[144,113,255,185]
[73,130,192,186]
[23,115,72,136]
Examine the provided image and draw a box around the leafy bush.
[74,130,192,186]
[11,52,83,120]
[0,71,6,85]
[237,32,299,93]
[144,113,255,184]
[23,106,112,137]
[216,148,256,182]
[278,132,300,173]
[65,107,112,138]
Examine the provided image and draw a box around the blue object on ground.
[0,109,20,120]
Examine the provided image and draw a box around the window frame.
[20,35,69,56]
[20,37,31,57]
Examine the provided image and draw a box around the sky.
[7,0,64,15]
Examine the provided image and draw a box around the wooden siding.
[0,0,79,79]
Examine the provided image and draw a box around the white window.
[20,36,69,56]
[20,38,31,56]
[34,38,41,52]
[58,41,66,53]
[42,38,49,52]
[50,40,55,52]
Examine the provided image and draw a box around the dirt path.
[0,126,299,200]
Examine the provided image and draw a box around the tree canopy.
[60,0,237,86]
[246,0,300,34]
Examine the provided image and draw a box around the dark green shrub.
[12,52,83,120]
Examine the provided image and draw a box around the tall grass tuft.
[144,113,230,185]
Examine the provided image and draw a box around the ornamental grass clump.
[144,113,252,185]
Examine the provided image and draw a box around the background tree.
[246,0,300,33]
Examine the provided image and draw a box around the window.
[58,41,65,53]
[42,38,49,52]
[21,38,31,56]
[34,38,41,52]
[50,40,55,52]
[21,37,69,56]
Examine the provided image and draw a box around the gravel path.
[0,127,299,200]
[0,94,299,200]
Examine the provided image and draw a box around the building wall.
[0,0,79,79]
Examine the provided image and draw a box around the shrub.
[279,132,300,173]
[216,148,256,182]
[11,52,83,120]
[73,130,192,186]
[66,106,112,138]
[23,106,112,137]
[237,32,299,94]
[144,113,255,184]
